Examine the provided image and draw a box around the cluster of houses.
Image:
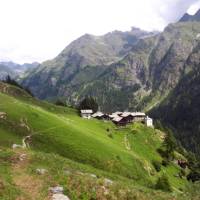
[80,110,153,127]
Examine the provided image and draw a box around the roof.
[145,116,153,120]
[80,110,93,114]
[131,112,146,117]
[112,116,123,122]
[112,111,122,116]
[121,112,132,117]
[92,111,104,117]
[109,114,119,118]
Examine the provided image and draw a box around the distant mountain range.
[22,27,158,105]
[0,61,39,80]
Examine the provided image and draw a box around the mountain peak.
[179,13,191,22]
[195,8,200,15]
[179,8,200,22]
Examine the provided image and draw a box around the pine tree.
[155,175,172,192]
[163,131,177,160]
[78,96,98,112]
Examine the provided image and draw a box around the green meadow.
[0,82,199,200]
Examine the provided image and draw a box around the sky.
[0,0,200,64]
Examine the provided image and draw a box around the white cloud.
[0,0,199,63]
[188,1,200,14]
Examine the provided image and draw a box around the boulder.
[52,194,70,200]
[88,173,97,178]
[49,186,64,194]
[36,168,48,175]
[101,186,109,195]
[64,170,71,175]
[19,154,27,161]
[12,144,23,149]
[104,178,113,186]
[76,171,84,176]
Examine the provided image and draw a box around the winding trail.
[22,135,31,148]
[124,134,131,150]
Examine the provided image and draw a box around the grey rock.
[36,168,47,175]
[12,144,23,149]
[52,194,70,200]
[88,173,97,178]
[104,178,113,186]
[64,170,71,175]
[49,186,64,194]
[19,154,26,161]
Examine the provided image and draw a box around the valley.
[1,5,200,200]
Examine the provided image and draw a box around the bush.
[55,100,66,107]
[107,133,113,138]
[187,171,200,182]
[152,160,161,172]
[162,159,169,167]
[155,175,172,192]
[179,169,186,178]
[154,120,165,131]
[162,131,176,160]
[78,96,98,112]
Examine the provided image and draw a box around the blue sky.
[0,0,200,63]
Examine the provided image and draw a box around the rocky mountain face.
[22,28,156,102]
[20,11,200,156]
[22,21,200,112]
[0,61,39,79]
[0,64,15,80]
[179,9,200,22]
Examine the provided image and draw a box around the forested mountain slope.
[150,66,200,156]
[23,21,200,112]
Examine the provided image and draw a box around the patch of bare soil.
[11,149,47,200]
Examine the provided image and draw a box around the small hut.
[145,116,153,127]
[80,110,93,119]
[92,112,110,120]
[121,112,134,123]
[131,112,146,122]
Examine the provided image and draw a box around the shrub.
[55,100,66,107]
[78,96,98,112]
[162,131,176,160]
[152,160,161,172]
[179,169,186,178]
[155,175,172,192]
[162,159,169,167]
[116,155,121,161]
[107,133,113,138]
[187,171,200,182]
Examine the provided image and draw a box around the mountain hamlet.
[81,110,153,127]
[1,9,200,200]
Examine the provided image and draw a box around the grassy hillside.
[0,82,199,199]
